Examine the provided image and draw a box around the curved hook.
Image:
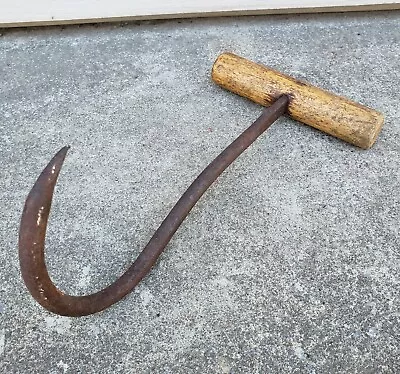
[19,96,288,316]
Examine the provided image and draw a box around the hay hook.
[19,96,288,316]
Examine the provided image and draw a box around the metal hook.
[18,96,288,316]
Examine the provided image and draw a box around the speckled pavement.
[0,11,399,373]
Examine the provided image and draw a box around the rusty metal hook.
[19,96,288,316]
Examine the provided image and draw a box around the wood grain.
[212,53,384,149]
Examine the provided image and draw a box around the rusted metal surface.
[19,95,288,316]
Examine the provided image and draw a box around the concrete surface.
[0,11,399,374]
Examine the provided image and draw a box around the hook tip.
[53,146,70,164]
[60,145,70,153]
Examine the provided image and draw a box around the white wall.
[1,0,399,27]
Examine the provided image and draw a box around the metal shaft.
[19,95,289,316]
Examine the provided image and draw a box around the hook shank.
[19,96,288,316]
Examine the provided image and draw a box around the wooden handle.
[212,52,384,149]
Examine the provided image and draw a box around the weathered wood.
[212,52,384,149]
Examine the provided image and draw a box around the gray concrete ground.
[1,10,400,374]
